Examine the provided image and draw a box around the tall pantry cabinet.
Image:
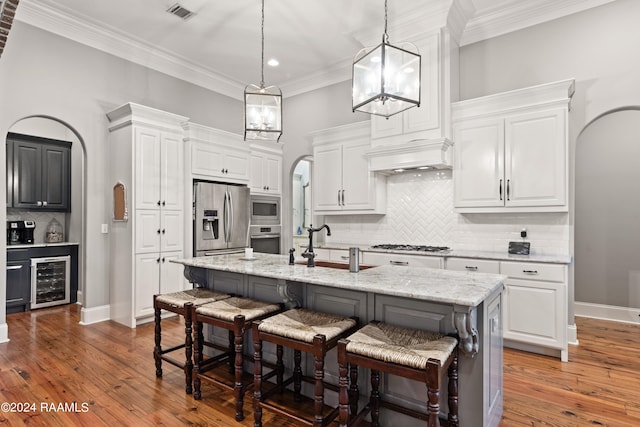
[106,103,188,328]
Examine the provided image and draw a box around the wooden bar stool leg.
[293,349,302,402]
[154,301,162,378]
[370,369,381,427]
[448,352,459,427]
[192,316,204,400]
[233,315,246,421]
[276,344,284,389]
[313,334,326,427]
[252,322,264,427]
[184,302,194,394]
[349,363,359,420]
[427,359,441,427]
[228,328,235,375]
[337,340,349,427]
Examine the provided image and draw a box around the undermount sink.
[295,260,375,270]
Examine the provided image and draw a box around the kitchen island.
[174,253,505,427]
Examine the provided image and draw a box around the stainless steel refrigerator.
[193,181,250,256]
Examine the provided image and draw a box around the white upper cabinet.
[249,143,282,195]
[312,122,386,215]
[371,29,456,146]
[452,79,574,213]
[185,123,250,184]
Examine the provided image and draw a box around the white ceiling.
[15,0,614,99]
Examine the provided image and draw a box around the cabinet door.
[313,144,343,211]
[160,133,183,211]
[191,141,224,178]
[12,140,41,209]
[342,141,374,210]
[160,251,186,293]
[6,140,13,206]
[249,154,265,192]
[486,292,503,425]
[161,210,184,253]
[135,210,161,253]
[135,253,160,318]
[6,259,30,311]
[504,109,566,208]
[503,278,565,348]
[41,143,70,210]
[135,127,162,210]
[446,257,500,274]
[263,155,281,194]
[223,149,250,181]
[453,117,504,208]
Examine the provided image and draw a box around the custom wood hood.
[366,138,453,173]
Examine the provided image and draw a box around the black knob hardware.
[162,229,166,234]
[162,201,166,206]
[157,200,161,206]
[157,229,161,234]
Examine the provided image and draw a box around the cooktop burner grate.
[371,244,450,252]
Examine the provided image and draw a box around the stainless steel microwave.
[250,195,280,225]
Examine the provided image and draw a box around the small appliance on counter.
[45,218,64,243]
[6,220,36,245]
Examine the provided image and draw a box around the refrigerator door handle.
[228,189,234,242]
[223,190,229,243]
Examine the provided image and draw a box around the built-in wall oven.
[250,225,281,254]
[30,255,71,309]
[250,195,280,225]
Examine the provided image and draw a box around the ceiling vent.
[166,3,195,20]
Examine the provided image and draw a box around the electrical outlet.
[521,228,527,239]
[101,224,109,234]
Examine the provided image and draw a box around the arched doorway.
[6,116,86,308]
[575,108,640,321]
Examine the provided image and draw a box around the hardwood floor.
[1,305,639,426]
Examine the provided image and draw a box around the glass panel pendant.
[352,38,421,118]
[244,83,282,142]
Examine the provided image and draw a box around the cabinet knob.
[156,258,160,263]
[37,201,43,207]
[162,229,166,234]
[162,201,166,206]
[157,229,161,234]
[42,201,48,206]
[162,257,166,263]
[157,200,161,206]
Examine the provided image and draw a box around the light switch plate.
[101,224,108,234]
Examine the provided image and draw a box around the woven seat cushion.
[258,309,357,343]
[345,322,458,370]
[155,288,230,308]
[196,297,281,322]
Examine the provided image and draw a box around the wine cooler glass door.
[30,255,71,309]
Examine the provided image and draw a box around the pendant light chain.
[383,0,389,43]
[260,0,265,88]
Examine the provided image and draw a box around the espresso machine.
[6,220,36,245]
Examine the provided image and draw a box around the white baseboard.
[79,304,111,325]
[0,322,8,343]
[567,323,579,345]
[575,301,640,325]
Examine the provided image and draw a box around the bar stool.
[192,297,284,421]
[252,308,359,427]
[153,288,231,394]
[337,321,459,427]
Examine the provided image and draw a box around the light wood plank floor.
[1,305,639,426]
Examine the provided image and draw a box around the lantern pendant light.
[244,0,282,142]
[352,0,421,118]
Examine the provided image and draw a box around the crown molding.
[16,0,244,100]
[461,0,616,46]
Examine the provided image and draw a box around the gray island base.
[173,253,505,427]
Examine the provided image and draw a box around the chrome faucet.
[301,224,331,267]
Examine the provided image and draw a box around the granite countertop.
[316,244,572,264]
[173,253,506,307]
[7,242,80,249]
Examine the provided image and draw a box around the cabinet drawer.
[500,261,565,282]
[446,258,500,274]
[362,252,442,268]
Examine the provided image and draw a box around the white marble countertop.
[316,244,572,264]
[173,253,506,308]
[7,242,79,249]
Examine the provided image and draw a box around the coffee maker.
[6,220,36,244]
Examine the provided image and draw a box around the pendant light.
[244,0,282,142]
[352,0,421,118]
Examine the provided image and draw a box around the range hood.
[366,138,453,174]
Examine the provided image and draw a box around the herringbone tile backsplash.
[324,170,570,256]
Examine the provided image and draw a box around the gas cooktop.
[371,244,450,252]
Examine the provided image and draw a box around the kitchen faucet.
[301,224,331,267]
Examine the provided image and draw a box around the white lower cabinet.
[500,261,568,361]
[134,251,184,319]
[362,252,442,269]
